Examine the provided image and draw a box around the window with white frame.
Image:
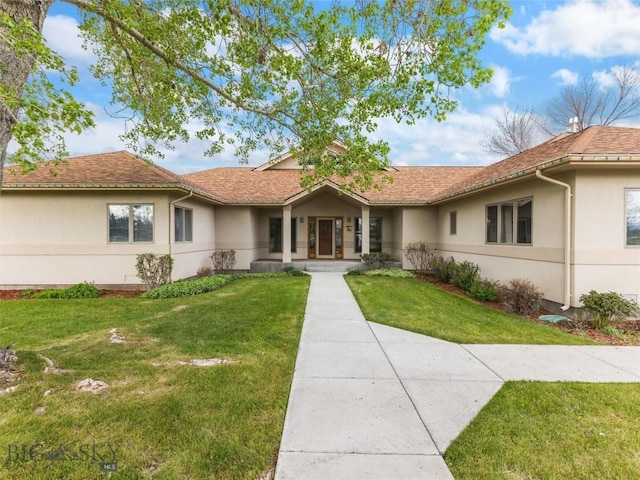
[627,189,640,246]
[175,206,193,242]
[486,198,532,245]
[108,204,154,243]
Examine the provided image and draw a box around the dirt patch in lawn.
[0,289,141,300]
[418,275,640,346]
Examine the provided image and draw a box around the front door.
[318,219,333,256]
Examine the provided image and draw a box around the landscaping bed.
[418,274,640,346]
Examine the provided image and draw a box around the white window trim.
[107,204,155,244]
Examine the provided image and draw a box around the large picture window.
[269,218,297,253]
[355,217,383,253]
[108,204,154,243]
[175,207,193,242]
[486,198,532,245]
[627,189,640,246]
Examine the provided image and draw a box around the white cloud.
[375,108,502,166]
[490,0,640,58]
[551,68,579,86]
[43,15,96,65]
[487,65,512,98]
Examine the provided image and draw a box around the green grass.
[0,276,309,479]
[345,276,598,344]
[445,382,640,479]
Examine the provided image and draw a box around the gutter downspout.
[169,191,193,282]
[535,169,572,310]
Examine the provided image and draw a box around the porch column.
[282,205,292,263]
[361,205,370,255]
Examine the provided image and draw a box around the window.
[355,217,382,253]
[269,218,297,253]
[627,189,640,246]
[175,207,193,242]
[486,198,532,245]
[108,204,154,243]
[450,211,457,235]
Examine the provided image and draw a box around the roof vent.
[569,116,580,133]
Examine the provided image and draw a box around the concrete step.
[305,265,355,273]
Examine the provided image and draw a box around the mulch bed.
[0,290,141,300]
[417,275,640,346]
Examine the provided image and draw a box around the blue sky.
[35,0,640,173]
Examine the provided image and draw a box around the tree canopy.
[1,0,511,190]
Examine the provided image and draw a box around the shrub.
[469,278,500,302]
[346,269,365,276]
[142,275,232,299]
[579,290,640,329]
[500,279,542,316]
[365,269,414,278]
[136,253,173,289]
[360,252,394,270]
[430,256,457,283]
[283,266,307,276]
[196,266,213,277]
[34,282,101,299]
[404,241,437,275]
[211,249,237,274]
[451,260,481,293]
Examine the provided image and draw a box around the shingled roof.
[431,126,640,203]
[1,151,224,203]
[3,126,639,205]
[181,165,483,205]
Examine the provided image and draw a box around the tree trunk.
[0,0,53,186]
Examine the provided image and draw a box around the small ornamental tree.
[136,253,173,289]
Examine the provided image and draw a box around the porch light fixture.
[300,217,304,223]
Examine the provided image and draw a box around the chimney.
[569,116,579,133]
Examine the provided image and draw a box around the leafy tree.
[481,106,549,157]
[0,0,511,190]
[545,65,640,134]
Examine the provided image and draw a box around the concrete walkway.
[274,273,640,480]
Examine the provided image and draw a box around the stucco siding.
[171,197,217,279]
[214,206,259,270]
[0,191,172,287]
[572,170,640,303]
[435,178,569,304]
[397,207,437,269]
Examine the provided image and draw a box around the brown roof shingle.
[431,126,640,202]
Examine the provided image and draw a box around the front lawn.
[445,382,640,479]
[0,276,309,479]
[345,276,598,344]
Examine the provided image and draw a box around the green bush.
[500,279,542,316]
[346,269,365,276]
[451,260,481,293]
[360,252,394,270]
[34,282,101,299]
[579,290,639,329]
[430,256,457,283]
[142,275,232,299]
[469,278,500,302]
[365,269,414,278]
[283,266,307,276]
